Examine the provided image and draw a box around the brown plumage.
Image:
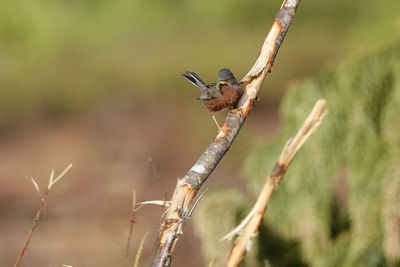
[203,83,243,113]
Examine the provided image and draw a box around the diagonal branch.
[224,99,328,267]
[151,1,301,266]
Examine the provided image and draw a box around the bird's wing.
[206,83,222,98]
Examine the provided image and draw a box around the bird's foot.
[211,114,223,132]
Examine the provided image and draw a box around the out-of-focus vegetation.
[194,43,400,266]
[0,0,399,127]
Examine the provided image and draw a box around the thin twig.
[134,232,149,267]
[224,100,327,267]
[50,164,73,189]
[14,164,73,267]
[151,1,301,266]
[135,200,170,211]
[48,169,55,189]
[29,177,40,194]
[187,188,208,219]
[123,190,137,266]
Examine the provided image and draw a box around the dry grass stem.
[187,188,208,219]
[134,232,149,267]
[124,190,137,266]
[14,164,73,267]
[29,177,40,194]
[49,164,73,189]
[224,100,327,267]
[136,200,170,211]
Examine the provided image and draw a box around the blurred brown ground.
[0,99,280,266]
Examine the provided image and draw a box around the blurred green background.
[1,0,399,126]
[0,0,399,266]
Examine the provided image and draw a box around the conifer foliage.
[194,44,400,267]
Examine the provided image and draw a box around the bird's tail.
[181,71,208,93]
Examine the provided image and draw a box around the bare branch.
[225,99,327,267]
[151,0,301,266]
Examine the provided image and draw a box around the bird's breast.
[203,85,243,112]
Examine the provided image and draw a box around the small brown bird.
[182,68,243,130]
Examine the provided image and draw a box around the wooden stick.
[225,100,327,267]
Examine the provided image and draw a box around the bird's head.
[217,68,239,91]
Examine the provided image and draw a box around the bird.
[182,68,243,130]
